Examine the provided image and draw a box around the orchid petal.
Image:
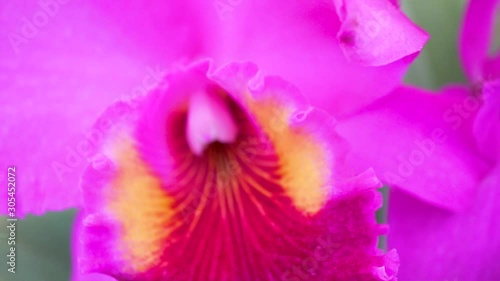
[336,85,489,211]
[388,164,500,281]
[473,80,500,162]
[333,0,428,66]
[459,0,500,81]
[484,55,500,79]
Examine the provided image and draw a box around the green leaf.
[0,210,76,281]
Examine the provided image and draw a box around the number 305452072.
[7,167,16,216]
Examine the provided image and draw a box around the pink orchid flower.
[337,0,500,279]
[0,0,427,280]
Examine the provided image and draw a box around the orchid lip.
[186,90,239,155]
[78,61,395,280]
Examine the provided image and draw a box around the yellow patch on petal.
[246,97,330,214]
[107,143,174,273]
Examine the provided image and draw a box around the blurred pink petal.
[459,0,500,81]
[0,0,209,216]
[336,85,490,211]
[334,0,428,66]
[473,81,500,162]
[388,164,500,281]
[484,55,500,78]
[78,61,396,280]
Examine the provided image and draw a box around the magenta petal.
[484,55,500,79]
[206,0,426,116]
[459,0,500,81]
[336,85,489,211]
[474,80,500,162]
[388,164,500,281]
[0,1,206,216]
[334,0,428,66]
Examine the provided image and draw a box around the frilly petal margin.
[388,164,500,281]
[205,0,428,116]
[459,0,500,81]
[333,0,428,66]
[72,212,117,281]
[0,0,210,217]
[336,85,490,211]
[76,60,397,281]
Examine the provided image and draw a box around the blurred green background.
[402,0,467,88]
[2,0,498,280]
[0,210,76,281]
